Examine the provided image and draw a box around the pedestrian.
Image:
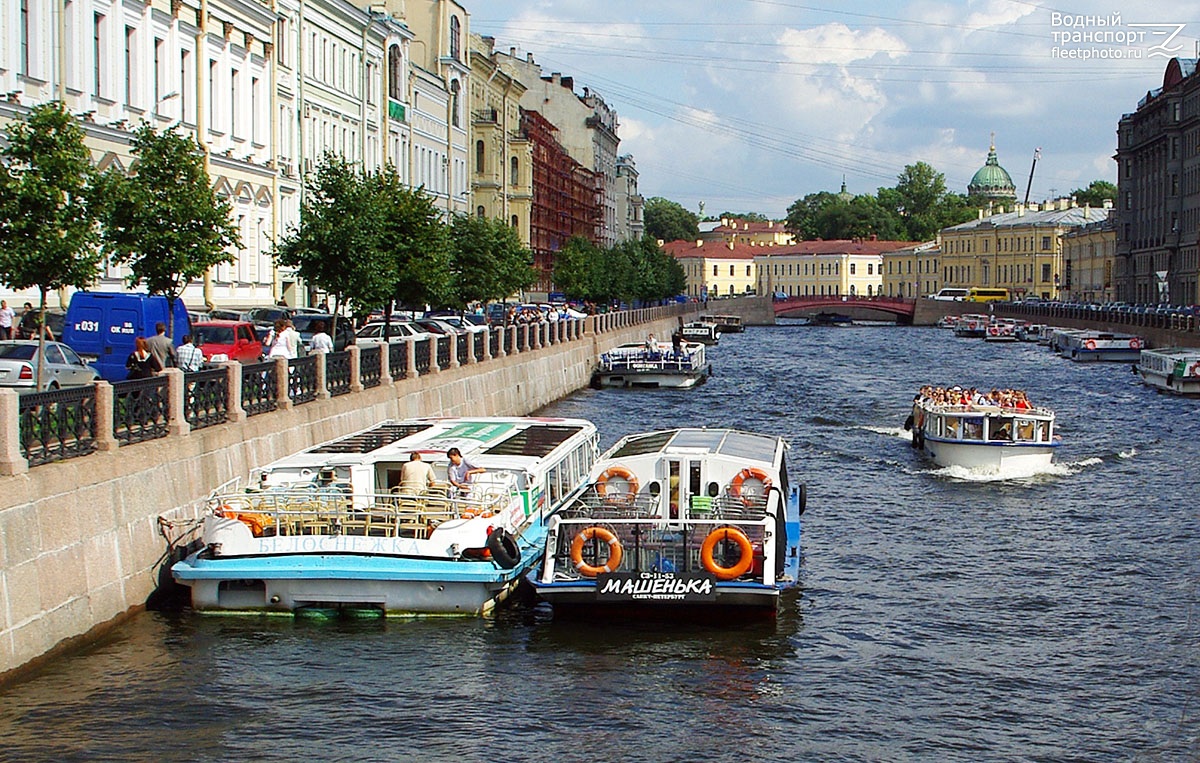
[446,447,485,496]
[17,303,37,339]
[265,318,296,359]
[0,300,14,340]
[309,320,334,354]
[125,337,163,379]
[176,334,204,372]
[146,322,176,368]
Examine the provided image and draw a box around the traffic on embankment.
[0,298,767,682]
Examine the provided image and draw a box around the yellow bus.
[966,287,1009,303]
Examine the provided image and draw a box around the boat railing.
[206,484,512,539]
[598,350,704,373]
[560,487,769,521]
[545,513,776,584]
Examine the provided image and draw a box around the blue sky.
[471,1,1200,219]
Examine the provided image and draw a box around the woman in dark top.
[126,336,163,380]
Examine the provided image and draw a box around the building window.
[511,215,518,228]
[510,156,518,186]
[180,49,194,124]
[450,80,461,128]
[208,60,218,130]
[231,68,240,137]
[1041,236,1051,250]
[20,0,30,76]
[388,45,402,100]
[449,16,461,61]
[476,205,485,218]
[1042,263,1052,282]
[712,265,718,277]
[153,38,165,111]
[475,140,484,173]
[94,13,104,97]
[745,265,751,277]
[728,265,734,276]
[125,26,135,107]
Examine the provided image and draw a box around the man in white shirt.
[0,300,14,340]
[176,334,205,372]
[310,320,334,354]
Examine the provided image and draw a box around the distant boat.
[908,394,1059,473]
[811,312,853,326]
[952,314,991,338]
[530,427,803,618]
[1057,330,1145,362]
[705,315,744,333]
[680,321,720,344]
[591,341,712,389]
[1136,347,1200,396]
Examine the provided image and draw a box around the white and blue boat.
[909,397,1059,473]
[530,427,803,618]
[172,417,599,617]
[1136,346,1200,396]
[592,341,712,389]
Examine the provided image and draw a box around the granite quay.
[0,301,771,681]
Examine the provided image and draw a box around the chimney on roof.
[562,76,573,90]
[1084,204,1091,220]
[1017,204,1025,217]
[1102,198,1113,209]
[510,47,516,58]
[870,233,877,241]
[527,52,534,63]
[727,242,734,250]
[696,239,703,247]
[978,209,984,220]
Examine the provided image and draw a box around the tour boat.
[1058,331,1145,362]
[1136,347,1200,396]
[811,312,854,326]
[530,427,803,617]
[1015,323,1043,342]
[591,341,712,389]
[908,395,1060,473]
[935,315,959,329]
[983,322,1017,342]
[705,315,744,333]
[680,321,720,345]
[171,417,599,617]
[952,314,991,338]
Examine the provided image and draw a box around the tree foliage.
[552,234,682,305]
[785,191,840,240]
[447,215,535,309]
[1071,180,1118,207]
[97,123,239,337]
[717,211,769,223]
[644,197,699,242]
[0,102,104,386]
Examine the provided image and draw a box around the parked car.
[0,340,100,391]
[191,321,263,363]
[61,291,190,382]
[288,314,355,352]
[430,315,488,334]
[244,306,294,331]
[354,321,433,345]
[413,318,465,336]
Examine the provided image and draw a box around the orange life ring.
[596,465,639,499]
[989,327,998,335]
[217,504,271,536]
[729,467,772,499]
[570,526,623,577]
[1189,362,1200,378]
[1084,339,1097,350]
[700,527,755,580]
[1129,338,1143,349]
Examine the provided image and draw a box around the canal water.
[2,325,1198,761]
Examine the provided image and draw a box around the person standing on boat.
[447,447,485,496]
[398,452,436,494]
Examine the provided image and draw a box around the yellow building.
[663,240,758,299]
[755,240,915,298]
[939,199,1097,300]
[468,34,532,241]
[700,218,795,247]
[1060,212,1116,303]
[882,241,940,298]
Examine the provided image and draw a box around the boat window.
[611,431,674,457]
[1036,422,1049,442]
[310,423,432,454]
[1016,420,1035,441]
[718,431,779,461]
[990,417,1014,441]
[669,461,681,520]
[962,418,984,440]
[670,429,726,451]
[484,425,583,457]
[689,461,702,497]
[707,481,720,497]
[648,481,661,496]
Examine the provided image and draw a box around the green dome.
[968,144,1016,199]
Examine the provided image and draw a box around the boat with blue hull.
[172,417,599,616]
[530,427,803,618]
[909,394,1059,473]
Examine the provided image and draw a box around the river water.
[2,324,1198,762]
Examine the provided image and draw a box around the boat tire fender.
[700,527,755,581]
[486,528,522,570]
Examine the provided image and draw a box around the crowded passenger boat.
[1136,347,1200,397]
[171,417,600,617]
[906,386,1060,473]
[592,338,712,389]
[530,427,803,618]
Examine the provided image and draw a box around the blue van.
[62,292,191,381]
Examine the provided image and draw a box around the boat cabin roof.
[608,427,783,466]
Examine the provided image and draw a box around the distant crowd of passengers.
[916,385,1035,411]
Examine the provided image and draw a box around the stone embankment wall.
[0,308,694,681]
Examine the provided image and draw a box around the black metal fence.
[241,361,277,417]
[184,368,228,430]
[113,376,169,445]
[456,335,470,365]
[414,339,431,375]
[436,336,451,368]
[473,332,486,360]
[360,345,382,388]
[289,356,318,404]
[327,350,352,397]
[18,386,97,466]
[488,329,502,358]
[389,342,408,380]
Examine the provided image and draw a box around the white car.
[0,340,101,391]
[354,321,433,345]
[428,315,488,334]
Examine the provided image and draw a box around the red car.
[192,320,263,363]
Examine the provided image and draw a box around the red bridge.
[773,295,917,322]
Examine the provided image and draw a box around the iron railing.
[414,339,431,374]
[289,356,318,404]
[360,345,382,388]
[113,376,169,445]
[488,329,502,357]
[241,361,277,417]
[456,335,470,365]
[473,332,485,359]
[18,385,97,466]
[184,368,228,430]
[327,350,352,397]
[436,336,451,368]
[389,342,408,380]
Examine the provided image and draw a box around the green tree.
[447,215,535,309]
[878,162,982,241]
[373,168,451,313]
[0,102,104,388]
[552,236,602,302]
[644,197,699,242]
[97,123,239,339]
[1071,180,1118,207]
[813,195,903,240]
[785,191,839,240]
[717,211,769,223]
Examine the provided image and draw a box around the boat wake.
[861,425,911,440]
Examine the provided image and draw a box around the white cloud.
[777,23,909,67]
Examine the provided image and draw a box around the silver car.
[354,321,433,345]
[0,341,101,391]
